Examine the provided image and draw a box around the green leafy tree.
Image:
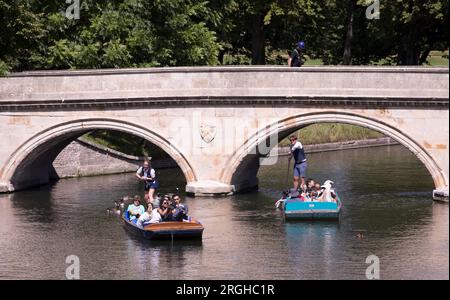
[1,0,221,71]
[1,0,447,70]
[379,0,448,65]
[322,0,449,65]
[0,0,47,71]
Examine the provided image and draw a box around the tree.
[0,0,221,71]
[1,0,447,71]
[343,0,357,65]
[216,0,329,65]
[0,0,47,71]
[386,0,448,65]
[341,0,448,65]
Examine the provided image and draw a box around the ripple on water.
[0,145,447,279]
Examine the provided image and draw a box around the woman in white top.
[137,203,162,228]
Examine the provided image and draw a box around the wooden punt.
[122,214,204,240]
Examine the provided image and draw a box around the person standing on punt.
[136,159,159,205]
[289,135,308,191]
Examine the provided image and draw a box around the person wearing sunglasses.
[157,197,173,222]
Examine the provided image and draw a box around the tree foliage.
[0,0,220,71]
[0,0,447,72]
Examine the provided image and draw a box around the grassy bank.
[426,50,450,66]
[84,124,384,157]
[84,130,169,160]
[279,123,384,147]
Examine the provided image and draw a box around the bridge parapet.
[0,66,448,110]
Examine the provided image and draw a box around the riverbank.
[276,137,399,156]
[52,136,399,179]
[52,137,177,179]
[84,123,385,159]
[278,123,384,147]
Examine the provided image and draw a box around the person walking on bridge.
[289,135,308,191]
[290,41,305,67]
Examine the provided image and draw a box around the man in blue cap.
[290,41,305,67]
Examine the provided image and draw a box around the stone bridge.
[0,66,448,199]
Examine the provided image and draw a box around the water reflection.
[123,231,204,280]
[281,222,339,279]
[0,145,447,279]
[9,188,57,225]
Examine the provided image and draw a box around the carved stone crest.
[200,123,216,143]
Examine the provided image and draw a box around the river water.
[0,145,448,280]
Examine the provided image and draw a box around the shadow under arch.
[1,118,197,192]
[220,111,446,192]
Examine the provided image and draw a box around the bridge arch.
[1,118,197,192]
[221,111,447,192]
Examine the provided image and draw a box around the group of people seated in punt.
[126,193,189,228]
[283,179,338,203]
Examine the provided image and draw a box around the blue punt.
[283,197,342,220]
